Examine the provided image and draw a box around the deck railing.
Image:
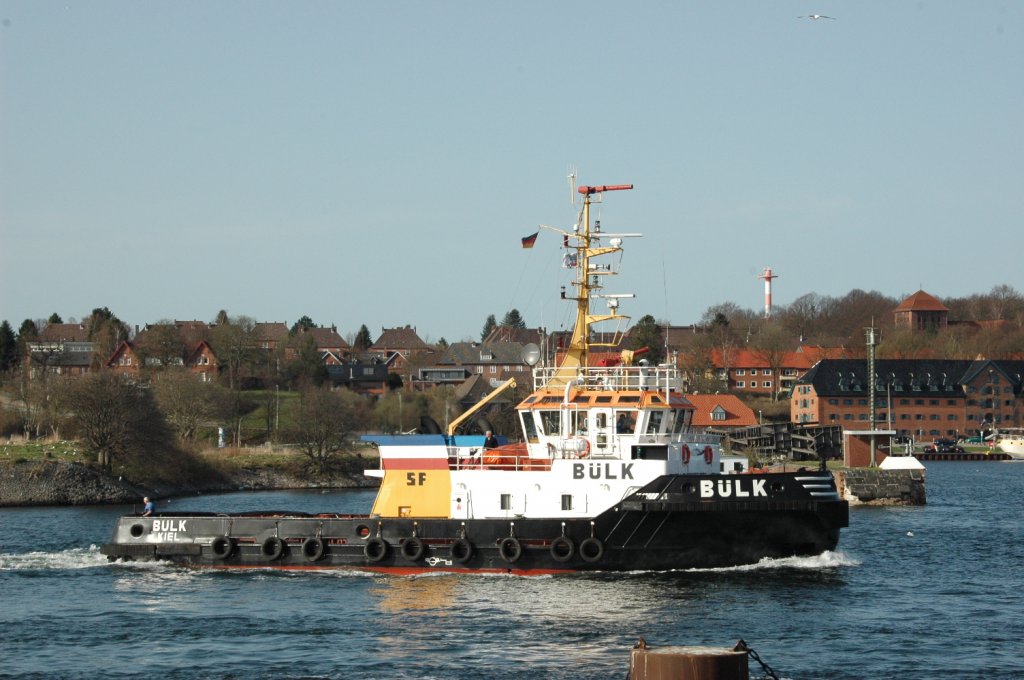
[532,364,682,392]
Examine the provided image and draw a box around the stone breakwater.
[0,459,378,507]
[836,468,927,505]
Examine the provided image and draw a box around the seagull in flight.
[799,14,835,20]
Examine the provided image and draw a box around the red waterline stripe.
[199,564,576,576]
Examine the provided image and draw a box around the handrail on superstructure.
[533,364,682,392]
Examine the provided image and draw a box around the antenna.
[568,168,577,206]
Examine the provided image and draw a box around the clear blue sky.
[2,1,1021,343]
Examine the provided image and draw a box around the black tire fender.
[302,537,326,562]
[211,536,234,559]
[579,537,604,563]
[549,536,575,563]
[498,536,522,563]
[450,538,474,564]
[261,536,285,561]
[364,536,389,562]
[400,537,426,562]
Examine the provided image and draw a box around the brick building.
[791,358,1024,438]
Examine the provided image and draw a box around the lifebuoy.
[364,536,389,562]
[681,444,691,464]
[579,537,604,563]
[211,536,234,559]
[703,446,714,465]
[261,536,285,561]
[450,538,474,564]
[302,537,326,562]
[498,536,522,563]
[549,536,575,562]
[576,438,591,459]
[400,537,426,562]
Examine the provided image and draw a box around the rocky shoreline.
[0,459,379,507]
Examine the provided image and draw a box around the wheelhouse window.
[538,411,560,435]
[615,411,636,434]
[646,411,664,434]
[521,412,539,443]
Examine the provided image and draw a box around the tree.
[749,323,793,401]
[47,313,63,324]
[64,372,173,470]
[286,386,369,476]
[291,315,315,334]
[500,309,526,329]
[628,315,665,364]
[135,321,187,370]
[353,324,374,351]
[0,321,17,373]
[16,319,39,362]
[152,368,223,442]
[85,307,130,367]
[480,314,496,342]
[209,315,257,390]
[285,332,328,387]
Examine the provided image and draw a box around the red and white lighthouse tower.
[758,266,778,319]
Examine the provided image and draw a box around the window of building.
[763,381,772,389]
[490,365,497,374]
[843,399,853,405]
[711,407,727,421]
[915,399,924,405]
[829,414,838,421]
[947,414,957,420]
[930,399,939,405]
[736,381,745,388]
[858,399,868,405]
[900,399,910,405]
[828,399,838,405]
[736,369,746,376]
[947,399,957,406]
[843,414,853,421]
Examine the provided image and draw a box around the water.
[2,463,1022,679]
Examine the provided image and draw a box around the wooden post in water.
[629,644,748,680]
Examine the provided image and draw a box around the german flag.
[521,231,539,248]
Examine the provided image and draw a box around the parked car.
[924,441,965,453]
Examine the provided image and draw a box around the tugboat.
[101,182,848,573]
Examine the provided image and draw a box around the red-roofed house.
[685,393,758,430]
[893,290,949,331]
[710,346,853,397]
[186,340,219,382]
[371,325,435,383]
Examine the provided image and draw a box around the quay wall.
[0,459,377,507]
[835,468,926,506]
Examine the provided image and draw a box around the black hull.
[101,473,849,573]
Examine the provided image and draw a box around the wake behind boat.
[101,182,849,573]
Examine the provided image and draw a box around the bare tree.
[152,368,223,442]
[286,386,369,477]
[136,321,187,370]
[64,372,171,470]
[748,323,793,402]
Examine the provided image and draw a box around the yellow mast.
[549,184,633,386]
